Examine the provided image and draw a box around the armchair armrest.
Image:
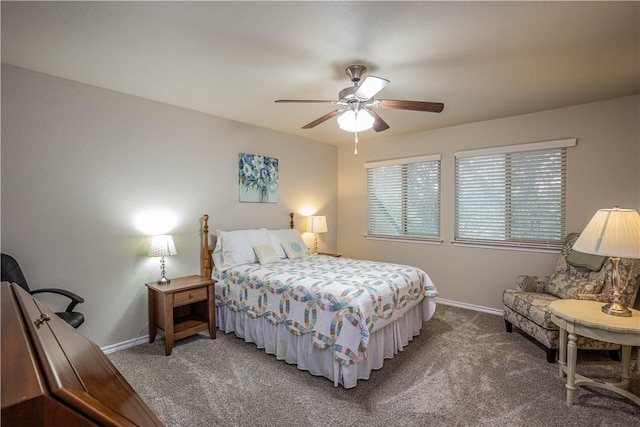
[515,275,549,292]
[30,288,85,312]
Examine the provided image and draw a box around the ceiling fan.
[275,65,444,133]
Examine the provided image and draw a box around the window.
[365,154,441,242]
[454,139,576,250]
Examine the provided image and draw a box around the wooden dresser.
[1,282,163,426]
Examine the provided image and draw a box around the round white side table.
[549,299,640,406]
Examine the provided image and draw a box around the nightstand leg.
[164,293,174,356]
[148,289,157,343]
[207,283,216,339]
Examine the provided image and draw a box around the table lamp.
[148,234,177,285]
[306,216,328,254]
[572,207,640,317]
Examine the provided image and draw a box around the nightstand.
[318,252,342,257]
[146,275,216,356]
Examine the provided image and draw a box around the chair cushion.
[503,289,559,330]
[545,274,604,299]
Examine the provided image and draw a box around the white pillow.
[281,241,307,259]
[212,232,224,269]
[253,245,280,265]
[218,228,271,272]
[268,229,308,258]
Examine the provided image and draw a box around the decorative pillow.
[253,245,280,265]
[268,229,308,258]
[545,272,604,299]
[565,249,608,272]
[281,241,307,259]
[218,228,271,272]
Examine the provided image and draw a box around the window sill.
[451,240,561,254]
[365,235,443,245]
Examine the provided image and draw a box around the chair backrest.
[1,254,30,292]
[551,234,640,307]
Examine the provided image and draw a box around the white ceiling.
[2,1,639,146]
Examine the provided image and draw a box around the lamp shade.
[148,235,178,257]
[572,207,640,258]
[337,110,375,132]
[306,216,328,234]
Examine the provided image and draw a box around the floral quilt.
[214,255,438,365]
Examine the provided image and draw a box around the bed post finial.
[289,212,294,229]
[202,214,212,279]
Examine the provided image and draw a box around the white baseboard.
[101,335,149,354]
[435,297,504,316]
[101,299,503,354]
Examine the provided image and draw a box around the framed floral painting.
[238,153,278,203]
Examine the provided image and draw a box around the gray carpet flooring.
[108,304,640,426]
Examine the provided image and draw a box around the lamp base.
[601,302,632,317]
[157,277,171,285]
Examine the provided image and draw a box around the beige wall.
[1,64,337,347]
[3,63,638,346]
[337,95,640,311]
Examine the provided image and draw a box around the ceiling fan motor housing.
[345,65,367,83]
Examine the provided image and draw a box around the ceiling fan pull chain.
[354,109,359,155]
[354,130,359,155]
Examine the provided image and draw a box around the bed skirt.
[215,297,437,388]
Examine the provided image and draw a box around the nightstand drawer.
[174,287,208,306]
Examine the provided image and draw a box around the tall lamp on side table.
[306,216,328,254]
[572,206,640,317]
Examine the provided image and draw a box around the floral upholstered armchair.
[502,233,640,363]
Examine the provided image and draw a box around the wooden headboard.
[201,212,296,279]
[201,214,213,279]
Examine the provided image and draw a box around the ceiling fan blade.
[354,76,390,100]
[377,99,444,113]
[301,109,345,129]
[275,99,336,103]
[367,109,390,132]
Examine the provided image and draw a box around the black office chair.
[1,253,85,328]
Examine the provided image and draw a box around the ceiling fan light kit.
[275,64,444,154]
[337,109,375,132]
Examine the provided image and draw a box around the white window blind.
[365,155,441,241]
[454,139,576,250]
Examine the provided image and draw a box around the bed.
[201,213,438,388]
